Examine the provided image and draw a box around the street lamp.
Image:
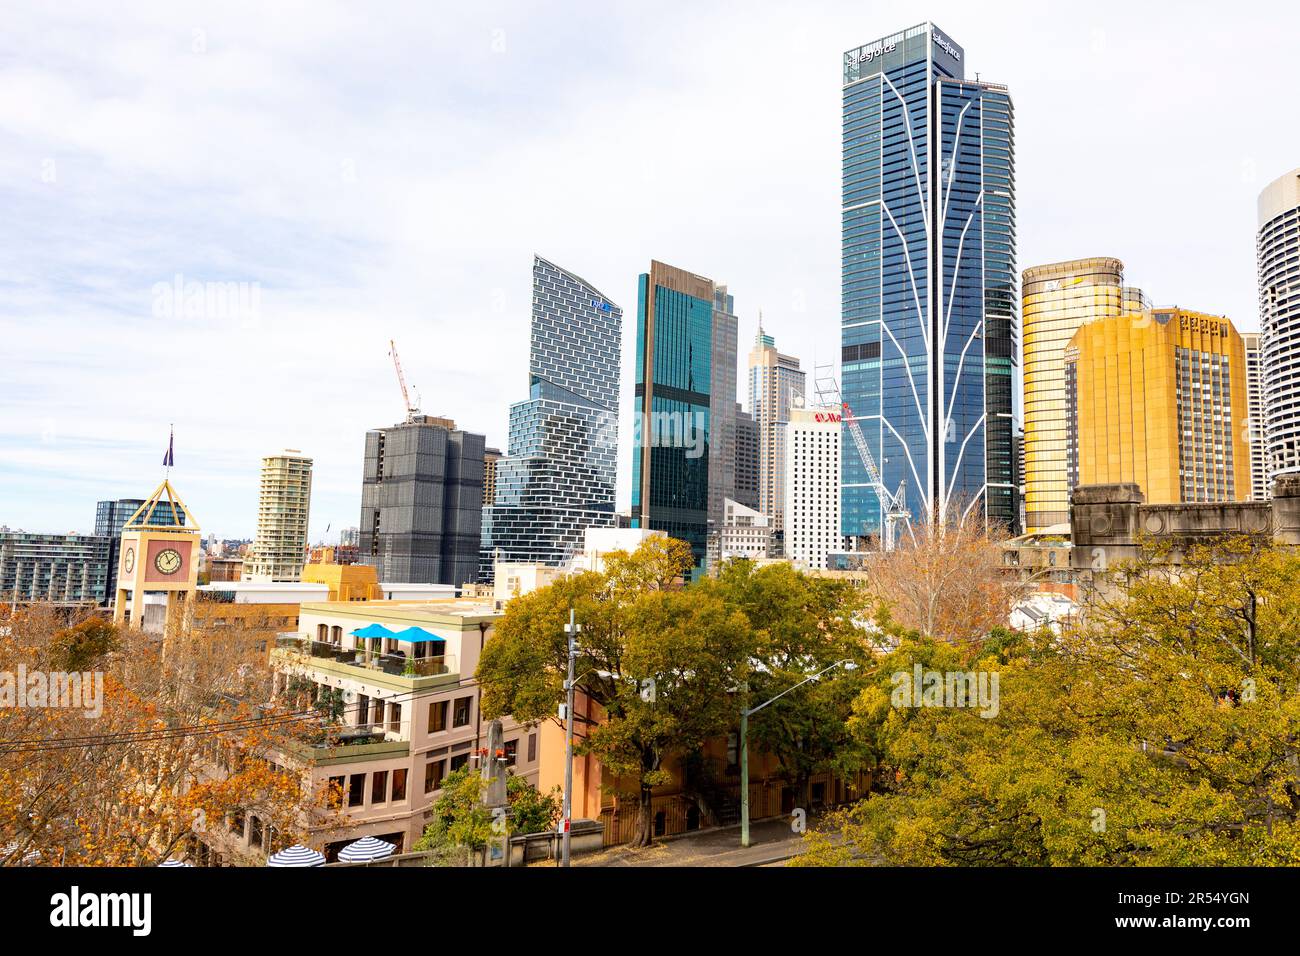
[739,659,857,848]
[560,608,581,867]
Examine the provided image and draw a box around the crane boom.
[389,339,418,423]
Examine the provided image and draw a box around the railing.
[275,636,455,677]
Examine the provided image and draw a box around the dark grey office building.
[358,415,485,586]
[96,497,183,605]
[734,406,761,511]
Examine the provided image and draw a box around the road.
[576,817,808,868]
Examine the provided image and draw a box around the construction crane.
[814,366,912,552]
[388,339,421,423]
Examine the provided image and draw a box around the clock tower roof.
[124,480,201,532]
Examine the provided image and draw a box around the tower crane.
[388,339,421,423]
[814,366,912,552]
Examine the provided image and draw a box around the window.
[328,775,344,805]
[372,770,388,803]
[249,816,263,849]
[348,774,365,807]
[452,696,472,728]
[424,759,445,794]
[389,701,402,733]
[428,700,448,733]
[527,733,537,763]
[391,768,407,802]
[229,810,246,837]
[449,753,468,772]
[503,739,518,767]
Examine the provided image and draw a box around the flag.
[163,427,174,468]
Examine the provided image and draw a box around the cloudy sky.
[1,0,1296,539]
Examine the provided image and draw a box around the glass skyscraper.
[479,256,622,581]
[841,23,1018,539]
[96,497,183,604]
[630,260,717,573]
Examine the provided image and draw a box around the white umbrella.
[266,844,326,867]
[159,858,193,867]
[337,836,396,863]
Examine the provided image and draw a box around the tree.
[703,561,873,808]
[864,513,1027,648]
[797,537,1300,866]
[477,537,755,847]
[413,766,561,862]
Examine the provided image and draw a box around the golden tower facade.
[1065,309,1250,504]
[1021,258,1148,532]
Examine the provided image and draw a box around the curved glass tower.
[1259,169,1300,481]
[841,23,1018,539]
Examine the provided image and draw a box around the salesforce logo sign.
[932,30,961,63]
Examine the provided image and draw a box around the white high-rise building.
[783,405,841,571]
[243,450,313,582]
[748,324,805,541]
[1259,169,1300,481]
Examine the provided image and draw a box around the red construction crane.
[388,339,421,423]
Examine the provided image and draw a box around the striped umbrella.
[337,836,396,863]
[159,858,193,867]
[266,845,326,867]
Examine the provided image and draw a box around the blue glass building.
[841,23,1018,538]
[479,256,622,581]
[630,260,717,574]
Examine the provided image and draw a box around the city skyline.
[2,0,1297,538]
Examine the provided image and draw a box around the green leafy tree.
[414,766,561,860]
[703,561,872,808]
[797,537,1300,866]
[477,537,754,846]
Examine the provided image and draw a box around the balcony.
[280,722,411,768]
[275,635,457,685]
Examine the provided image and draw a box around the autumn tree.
[477,536,754,847]
[797,537,1300,866]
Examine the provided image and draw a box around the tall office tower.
[0,531,110,605]
[631,260,721,573]
[1021,259,1149,531]
[95,497,183,604]
[1242,332,1268,500]
[482,447,502,507]
[1259,168,1300,480]
[708,287,740,529]
[734,405,761,511]
[244,450,313,582]
[480,256,621,582]
[748,324,805,541]
[841,23,1018,539]
[1065,309,1250,504]
[784,405,842,571]
[361,417,484,586]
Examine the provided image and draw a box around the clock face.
[123,547,135,574]
[154,548,183,576]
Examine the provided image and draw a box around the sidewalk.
[574,817,807,868]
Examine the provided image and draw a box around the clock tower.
[112,480,202,636]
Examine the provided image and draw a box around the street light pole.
[739,659,856,849]
[561,608,581,867]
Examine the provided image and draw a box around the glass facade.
[479,256,622,582]
[841,23,1019,538]
[631,261,716,574]
[0,531,111,605]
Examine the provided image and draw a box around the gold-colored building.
[1065,308,1250,504]
[1021,259,1148,532]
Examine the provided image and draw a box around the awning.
[351,624,396,639]
[391,626,445,645]
[337,836,396,863]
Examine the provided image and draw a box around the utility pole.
[561,607,581,867]
[739,681,750,848]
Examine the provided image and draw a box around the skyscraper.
[1259,168,1300,481]
[784,404,842,570]
[841,23,1017,538]
[1242,332,1267,501]
[630,260,718,573]
[360,417,484,586]
[748,324,805,542]
[244,450,313,582]
[1021,259,1148,532]
[708,287,739,530]
[1065,309,1250,504]
[482,447,502,507]
[96,496,183,604]
[734,405,760,511]
[479,256,621,581]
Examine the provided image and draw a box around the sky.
[1,0,1297,539]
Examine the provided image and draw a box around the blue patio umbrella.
[391,626,442,644]
[338,836,396,863]
[266,845,326,867]
[351,624,396,639]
